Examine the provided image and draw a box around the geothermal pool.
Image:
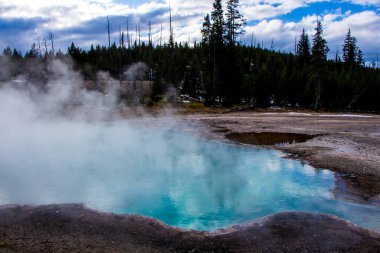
[0,120,379,232]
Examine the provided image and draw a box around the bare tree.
[126,18,131,49]
[160,22,163,46]
[169,5,174,48]
[107,16,111,48]
[148,21,152,47]
[42,37,48,56]
[119,24,125,48]
[138,20,141,46]
[135,23,138,45]
[47,32,55,55]
[36,37,42,57]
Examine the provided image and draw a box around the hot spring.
[0,118,379,232]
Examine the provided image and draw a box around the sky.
[0,0,379,62]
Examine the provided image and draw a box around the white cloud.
[0,0,121,29]
[245,19,299,50]
[0,0,327,30]
[323,10,380,58]
[244,10,380,60]
[0,0,379,61]
[0,0,169,30]
[241,0,327,20]
[346,0,380,7]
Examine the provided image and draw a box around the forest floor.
[1,107,380,252]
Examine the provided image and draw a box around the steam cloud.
[0,57,171,203]
[0,58,246,229]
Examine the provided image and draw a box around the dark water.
[226,132,315,146]
[0,122,379,231]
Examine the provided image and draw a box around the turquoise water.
[0,121,379,231]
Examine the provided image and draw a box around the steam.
[122,62,150,105]
[0,57,242,222]
[0,57,187,207]
[0,57,178,206]
[125,62,148,81]
[1,60,105,120]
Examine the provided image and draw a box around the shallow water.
[0,120,379,232]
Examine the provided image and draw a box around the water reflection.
[226,132,315,146]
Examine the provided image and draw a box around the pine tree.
[357,49,364,67]
[310,21,329,110]
[12,49,22,59]
[225,0,246,46]
[296,29,311,65]
[210,0,224,48]
[343,29,362,67]
[25,43,39,58]
[169,5,174,48]
[208,0,225,100]
[2,47,12,56]
[201,14,211,47]
[311,21,329,65]
[200,13,214,103]
[343,29,355,65]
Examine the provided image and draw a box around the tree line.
[1,0,379,111]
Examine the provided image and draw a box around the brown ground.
[0,204,379,252]
[1,110,380,252]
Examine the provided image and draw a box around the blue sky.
[0,0,379,62]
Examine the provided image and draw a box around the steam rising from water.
[0,59,124,121]
[0,59,380,232]
[0,58,175,217]
[0,58,182,212]
[0,58,155,202]
[0,58,170,205]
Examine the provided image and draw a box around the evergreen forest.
[1,0,379,112]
